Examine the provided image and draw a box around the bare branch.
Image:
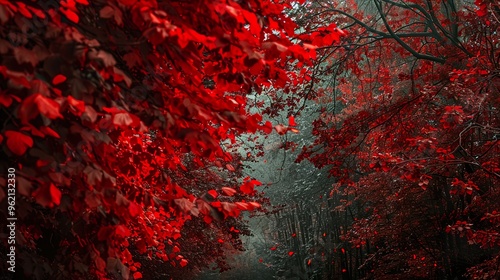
[374,0,446,63]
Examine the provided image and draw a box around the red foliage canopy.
[0,0,341,279]
[298,0,500,278]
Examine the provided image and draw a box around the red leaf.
[172,245,181,253]
[270,245,277,251]
[128,202,141,217]
[32,183,62,208]
[97,226,114,241]
[475,0,488,16]
[235,202,249,210]
[102,107,120,114]
[247,202,261,210]
[17,176,33,196]
[207,189,218,198]
[261,121,273,134]
[93,50,117,67]
[179,259,188,267]
[50,184,62,205]
[0,92,13,107]
[17,3,33,18]
[115,225,131,238]
[203,215,212,224]
[99,6,114,18]
[5,130,33,156]
[21,124,44,137]
[174,198,195,212]
[221,187,237,196]
[52,74,67,85]
[196,199,212,215]
[84,166,103,186]
[18,94,40,123]
[39,126,60,138]
[35,94,62,119]
[221,202,239,217]
[288,251,294,256]
[240,179,262,195]
[67,96,85,116]
[225,163,235,171]
[123,52,142,68]
[27,6,46,19]
[14,47,39,67]
[229,226,240,233]
[95,257,106,272]
[113,112,133,126]
[133,272,142,279]
[274,124,287,135]
[251,179,262,186]
[61,8,79,23]
[240,182,254,195]
[288,116,297,126]
[136,240,147,254]
[83,106,97,123]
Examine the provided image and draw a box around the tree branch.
[374,0,446,63]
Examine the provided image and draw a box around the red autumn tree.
[296,0,500,278]
[0,0,342,279]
